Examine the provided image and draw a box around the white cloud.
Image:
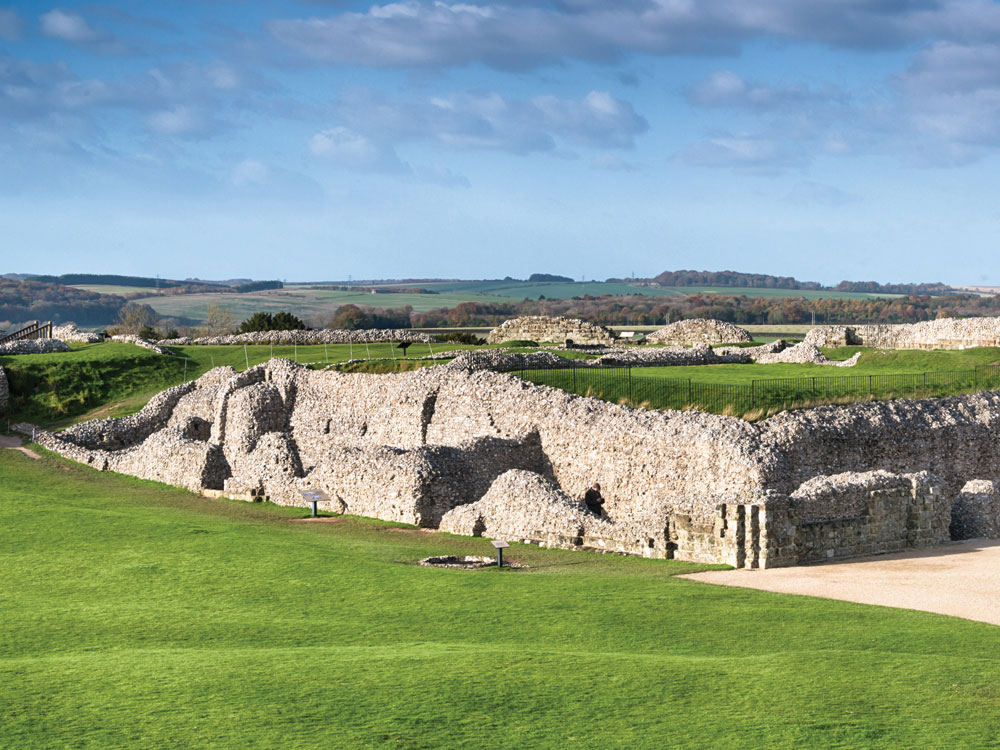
[333,87,647,154]
[677,134,790,169]
[308,126,409,172]
[897,42,1000,147]
[267,0,1000,71]
[40,9,100,42]
[687,70,844,110]
[231,159,269,188]
[145,106,221,138]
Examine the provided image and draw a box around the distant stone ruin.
[487,316,615,346]
[53,324,101,343]
[161,329,437,346]
[804,317,1000,350]
[647,319,753,346]
[30,357,1000,568]
[0,339,70,355]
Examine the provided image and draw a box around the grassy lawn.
[4,448,1000,748]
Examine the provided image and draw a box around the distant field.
[372,279,902,301]
[136,287,516,323]
[71,285,167,295]
[132,282,901,325]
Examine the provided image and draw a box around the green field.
[0,341,478,426]
[4,447,1000,749]
[136,287,516,323]
[70,285,168,295]
[371,279,901,301]
[6,342,1000,427]
[122,280,903,325]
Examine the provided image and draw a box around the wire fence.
[516,362,1000,416]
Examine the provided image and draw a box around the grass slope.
[3,448,1000,749]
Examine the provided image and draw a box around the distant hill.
[528,273,574,283]
[646,270,950,296]
[27,273,227,290]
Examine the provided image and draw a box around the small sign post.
[299,489,330,518]
[490,540,510,568]
[397,342,412,358]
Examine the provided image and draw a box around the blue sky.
[3,0,1000,284]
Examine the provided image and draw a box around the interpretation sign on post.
[299,489,330,517]
[490,540,510,568]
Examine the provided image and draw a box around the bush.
[436,332,483,345]
[239,311,306,333]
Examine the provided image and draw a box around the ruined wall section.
[0,366,7,411]
[756,393,1000,501]
[487,316,615,346]
[951,480,1000,539]
[804,317,1000,350]
[647,319,753,346]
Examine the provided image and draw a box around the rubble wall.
[487,316,615,346]
[804,317,1000,350]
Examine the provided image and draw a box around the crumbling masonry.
[31,358,1000,567]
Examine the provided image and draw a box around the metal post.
[309,500,318,517]
[294,341,297,362]
[497,546,503,568]
[244,345,249,370]
[325,343,329,363]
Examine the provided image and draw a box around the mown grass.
[3,447,1000,749]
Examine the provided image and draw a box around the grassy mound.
[3,448,1000,748]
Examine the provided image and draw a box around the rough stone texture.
[447,345,750,372]
[0,365,7,411]
[37,357,1000,567]
[110,335,169,355]
[951,480,1000,539]
[160,329,437,346]
[52,324,101,343]
[487,316,615,346]
[804,317,1000,350]
[0,338,70,354]
[647,319,753,346]
[753,342,861,367]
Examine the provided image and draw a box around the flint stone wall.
[951,479,1000,539]
[161,329,436,346]
[110,335,169,355]
[53,324,101,343]
[647,319,753,346]
[804,317,1000,350]
[36,358,1000,567]
[0,338,70,354]
[0,366,7,410]
[487,316,615,346]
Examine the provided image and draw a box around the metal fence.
[516,362,1000,416]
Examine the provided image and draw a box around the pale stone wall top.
[647,319,753,346]
[804,317,1000,350]
[487,316,615,346]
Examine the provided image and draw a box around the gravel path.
[0,434,40,459]
[681,539,1000,626]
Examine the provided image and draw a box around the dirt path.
[681,539,1000,626]
[0,434,40,460]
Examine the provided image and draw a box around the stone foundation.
[647,319,753,346]
[487,316,615,346]
[804,317,1000,350]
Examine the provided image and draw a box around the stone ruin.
[0,365,7,411]
[160,329,437,346]
[487,316,615,346]
[0,339,70,355]
[53,324,101,343]
[29,357,1000,568]
[647,319,753,346]
[804,317,1000,350]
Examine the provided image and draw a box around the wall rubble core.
[32,358,1000,568]
[487,316,615,346]
[804,317,1000,350]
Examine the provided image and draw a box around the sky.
[3,0,1000,285]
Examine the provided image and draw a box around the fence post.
[628,365,632,402]
[975,366,979,390]
[687,378,692,404]
[573,359,577,391]
[923,372,927,393]
[868,374,873,395]
[751,380,755,404]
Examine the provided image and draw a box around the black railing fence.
[517,362,1000,416]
